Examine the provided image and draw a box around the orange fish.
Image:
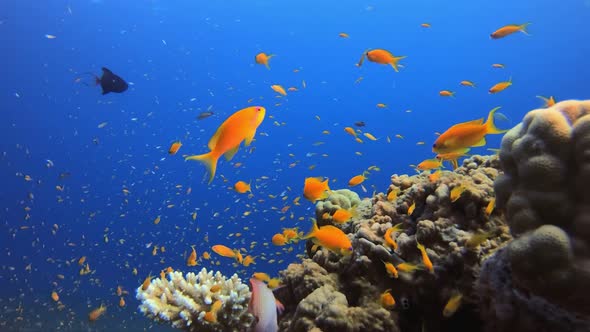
[408,201,416,215]
[416,241,434,273]
[88,304,106,322]
[421,23,431,28]
[348,172,368,187]
[185,106,266,183]
[450,183,467,202]
[119,297,126,307]
[330,208,356,224]
[255,52,274,69]
[384,223,404,250]
[428,169,442,182]
[272,233,287,246]
[211,244,236,258]
[187,246,198,266]
[490,23,531,39]
[303,220,352,255]
[443,293,463,317]
[252,272,271,282]
[303,177,331,202]
[234,181,251,194]
[436,148,470,169]
[344,127,358,138]
[416,158,443,171]
[460,80,476,87]
[141,273,153,291]
[243,255,255,266]
[489,77,512,94]
[78,256,86,266]
[204,300,223,323]
[491,63,505,68]
[51,291,59,302]
[271,84,287,96]
[536,95,556,108]
[396,262,423,274]
[357,49,406,72]
[439,90,455,97]
[339,32,349,38]
[432,107,506,154]
[382,261,399,279]
[381,289,396,308]
[168,141,182,155]
[485,198,496,216]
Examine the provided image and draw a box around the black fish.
[98,67,128,94]
[354,121,366,127]
[197,111,214,120]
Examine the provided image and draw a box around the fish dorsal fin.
[224,145,239,161]
[244,129,257,146]
[208,125,225,150]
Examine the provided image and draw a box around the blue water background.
[1,0,589,330]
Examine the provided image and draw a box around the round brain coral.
[492,100,590,316]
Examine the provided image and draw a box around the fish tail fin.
[390,56,407,72]
[520,23,531,35]
[265,62,271,70]
[416,241,424,251]
[485,106,508,134]
[185,152,219,184]
[303,219,319,240]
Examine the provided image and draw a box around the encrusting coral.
[136,268,254,332]
[477,100,590,332]
[277,155,511,331]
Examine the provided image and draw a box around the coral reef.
[277,155,511,331]
[315,189,362,224]
[136,268,254,332]
[477,100,590,332]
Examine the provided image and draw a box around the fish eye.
[432,143,437,148]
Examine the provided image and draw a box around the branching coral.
[136,268,254,332]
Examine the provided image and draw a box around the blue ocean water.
[1,0,589,330]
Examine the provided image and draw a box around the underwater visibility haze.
[1,0,590,331]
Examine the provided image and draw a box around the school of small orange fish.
[4,18,558,329]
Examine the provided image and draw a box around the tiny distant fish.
[354,121,366,127]
[97,122,108,128]
[45,34,57,39]
[197,111,214,120]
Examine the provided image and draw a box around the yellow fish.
[185,106,266,183]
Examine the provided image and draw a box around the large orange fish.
[432,107,507,154]
[186,106,266,183]
[357,49,406,72]
[303,220,352,255]
[490,23,530,39]
[303,177,330,202]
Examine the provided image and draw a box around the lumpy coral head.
[249,278,279,332]
[495,100,590,235]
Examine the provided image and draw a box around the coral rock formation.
[278,155,511,332]
[478,100,590,332]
